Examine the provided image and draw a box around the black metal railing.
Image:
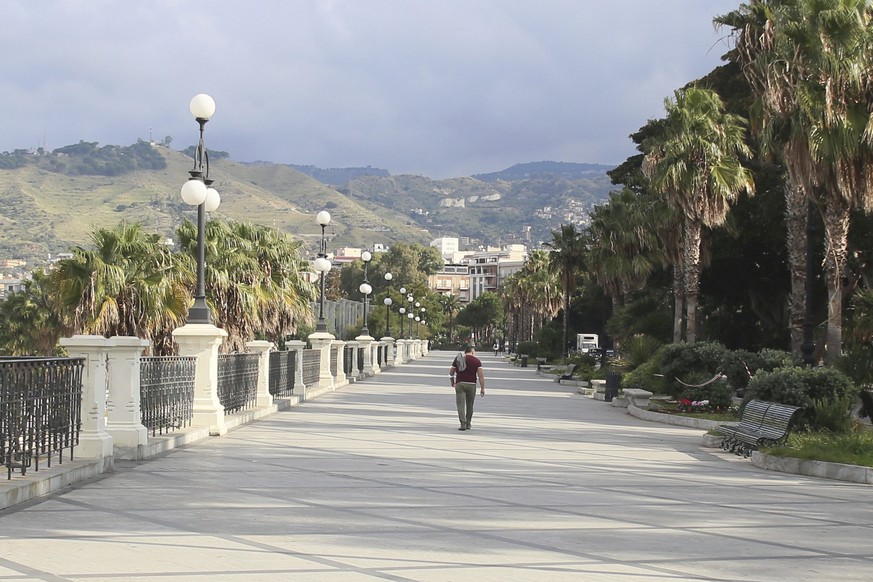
[344,346,355,376]
[301,349,320,388]
[140,356,196,436]
[217,353,260,414]
[268,350,296,397]
[357,347,365,372]
[1,357,84,479]
[330,347,338,377]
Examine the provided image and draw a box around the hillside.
[0,145,431,269]
[0,144,614,269]
[342,165,613,246]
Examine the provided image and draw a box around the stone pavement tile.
[661,556,872,582]
[694,524,873,555]
[394,564,697,582]
[0,534,337,579]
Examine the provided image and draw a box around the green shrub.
[620,334,663,371]
[720,348,794,394]
[622,356,667,394]
[678,373,734,410]
[811,396,855,434]
[658,341,728,398]
[746,365,858,430]
[516,341,539,358]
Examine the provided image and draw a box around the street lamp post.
[313,210,332,333]
[399,307,406,337]
[180,93,221,324]
[360,250,372,336]
[383,272,393,337]
[398,287,407,338]
[407,294,414,339]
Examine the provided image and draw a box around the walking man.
[449,346,485,431]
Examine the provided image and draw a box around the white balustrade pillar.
[332,340,347,386]
[172,323,228,436]
[308,335,334,389]
[285,340,307,397]
[246,340,275,408]
[105,336,150,459]
[59,335,113,460]
[381,338,396,368]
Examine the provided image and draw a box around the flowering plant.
[677,398,711,413]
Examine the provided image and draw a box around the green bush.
[622,356,667,394]
[746,365,858,430]
[720,348,794,394]
[619,334,663,371]
[678,373,734,410]
[516,341,539,358]
[811,396,855,434]
[658,341,728,398]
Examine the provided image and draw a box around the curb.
[624,402,872,485]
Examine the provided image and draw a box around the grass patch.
[649,401,739,422]
[762,427,873,468]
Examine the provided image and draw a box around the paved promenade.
[1,351,872,581]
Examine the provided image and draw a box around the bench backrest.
[561,363,578,377]
[740,399,772,427]
[760,403,801,433]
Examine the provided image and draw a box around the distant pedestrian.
[493,342,499,356]
[449,346,485,431]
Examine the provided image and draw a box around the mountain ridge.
[0,143,614,270]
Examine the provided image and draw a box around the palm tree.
[643,87,755,343]
[0,270,69,355]
[716,0,818,355]
[544,224,586,353]
[438,294,461,345]
[51,222,190,353]
[586,188,661,311]
[718,0,873,360]
[177,219,316,352]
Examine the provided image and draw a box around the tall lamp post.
[313,210,332,333]
[420,307,426,339]
[399,307,406,337]
[180,93,221,324]
[383,272,393,337]
[398,287,407,338]
[407,294,414,339]
[360,250,372,337]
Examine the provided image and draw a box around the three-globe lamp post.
[398,287,407,338]
[180,93,221,325]
[359,251,372,336]
[313,210,332,333]
[383,272,393,338]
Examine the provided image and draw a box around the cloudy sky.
[1,1,742,179]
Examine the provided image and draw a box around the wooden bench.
[718,399,772,453]
[727,401,802,458]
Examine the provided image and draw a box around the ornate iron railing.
[140,356,196,436]
[217,353,259,414]
[0,357,84,479]
[268,350,296,397]
[343,346,354,376]
[301,349,320,388]
[330,347,338,377]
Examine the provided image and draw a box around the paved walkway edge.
[1,392,309,511]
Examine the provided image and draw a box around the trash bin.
[520,354,529,367]
[605,371,621,402]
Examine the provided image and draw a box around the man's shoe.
[465,423,471,430]
[458,424,467,431]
